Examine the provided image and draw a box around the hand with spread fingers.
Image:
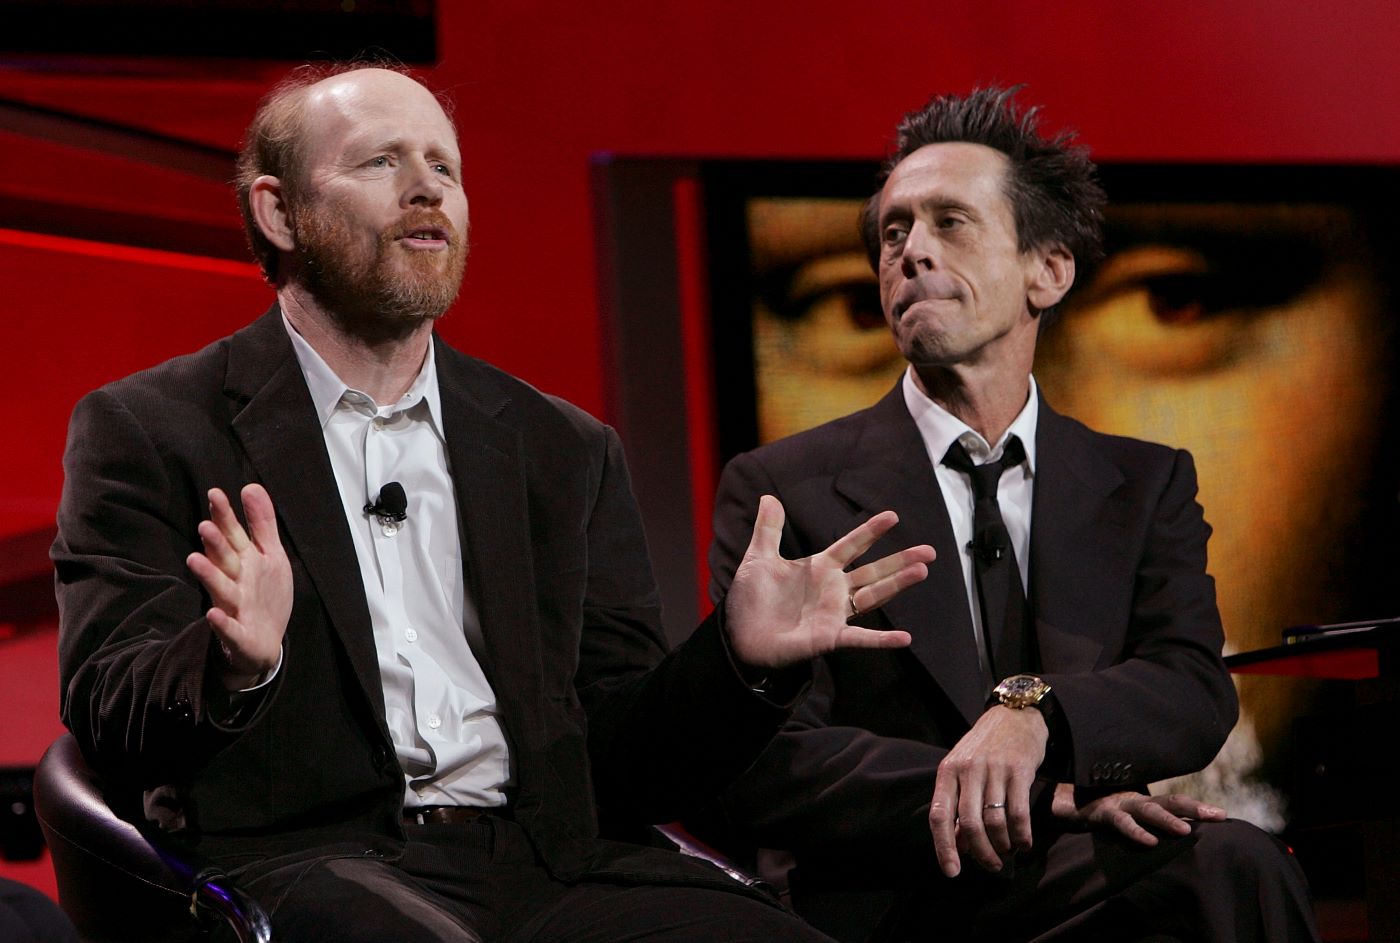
[185,484,293,691]
[724,495,935,670]
[1050,783,1226,846]
[928,705,1049,877]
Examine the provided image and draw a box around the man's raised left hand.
[724,495,935,669]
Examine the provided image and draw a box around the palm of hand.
[723,496,933,670]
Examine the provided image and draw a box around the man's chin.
[319,280,460,339]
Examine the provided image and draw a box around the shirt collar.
[282,312,444,437]
[901,366,1039,473]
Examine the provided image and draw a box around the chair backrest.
[33,733,208,943]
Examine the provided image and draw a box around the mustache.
[386,210,462,245]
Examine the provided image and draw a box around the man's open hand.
[1050,782,1225,846]
[186,484,292,690]
[724,495,935,669]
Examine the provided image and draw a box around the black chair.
[32,734,271,943]
[32,733,765,942]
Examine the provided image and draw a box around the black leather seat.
[32,734,271,943]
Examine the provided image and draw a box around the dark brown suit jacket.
[705,383,1238,885]
[53,307,794,890]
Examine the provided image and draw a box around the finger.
[187,552,238,609]
[1131,799,1193,837]
[1105,807,1158,846]
[982,789,1012,856]
[929,773,962,878]
[955,768,1001,872]
[1006,764,1036,852]
[205,606,242,643]
[207,488,251,553]
[1154,793,1226,822]
[241,483,283,554]
[743,495,786,561]
[821,510,898,568]
[196,519,241,578]
[849,561,930,614]
[845,545,937,586]
[831,626,912,651]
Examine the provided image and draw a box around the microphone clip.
[364,482,408,536]
[966,536,1008,564]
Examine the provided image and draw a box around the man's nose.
[899,221,936,276]
[402,160,444,207]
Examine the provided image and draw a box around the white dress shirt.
[902,367,1038,685]
[284,316,512,809]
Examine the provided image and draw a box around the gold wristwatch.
[991,674,1053,710]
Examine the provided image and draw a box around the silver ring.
[847,592,860,618]
[983,802,1007,811]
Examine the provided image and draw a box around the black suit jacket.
[706,383,1238,875]
[53,307,795,887]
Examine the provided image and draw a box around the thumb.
[743,495,786,561]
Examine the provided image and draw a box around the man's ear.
[248,175,296,253]
[1027,245,1075,313]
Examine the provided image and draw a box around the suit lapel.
[224,308,388,727]
[1029,399,1127,673]
[833,387,987,726]
[433,345,547,746]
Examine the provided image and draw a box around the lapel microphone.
[364,482,408,534]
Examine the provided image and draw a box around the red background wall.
[3,0,1398,897]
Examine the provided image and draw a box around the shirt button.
[405,628,418,643]
[427,714,442,730]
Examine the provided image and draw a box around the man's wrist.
[215,642,283,692]
[987,675,1072,777]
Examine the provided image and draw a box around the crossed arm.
[708,446,1235,880]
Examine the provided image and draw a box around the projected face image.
[1035,203,1390,753]
[747,199,902,444]
[1037,205,1387,649]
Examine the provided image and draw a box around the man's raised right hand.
[185,484,292,691]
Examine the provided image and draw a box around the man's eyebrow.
[340,136,403,160]
[919,196,977,216]
[343,137,460,164]
[880,196,976,224]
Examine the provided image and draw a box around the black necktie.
[942,436,1031,682]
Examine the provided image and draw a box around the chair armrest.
[33,734,273,943]
[191,867,274,943]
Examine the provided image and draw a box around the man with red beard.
[52,65,935,941]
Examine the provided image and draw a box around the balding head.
[235,63,455,281]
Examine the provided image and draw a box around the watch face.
[997,674,1049,707]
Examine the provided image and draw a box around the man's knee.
[239,854,481,943]
[1189,819,1306,888]
[0,879,77,943]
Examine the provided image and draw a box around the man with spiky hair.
[705,87,1320,941]
[52,63,938,941]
